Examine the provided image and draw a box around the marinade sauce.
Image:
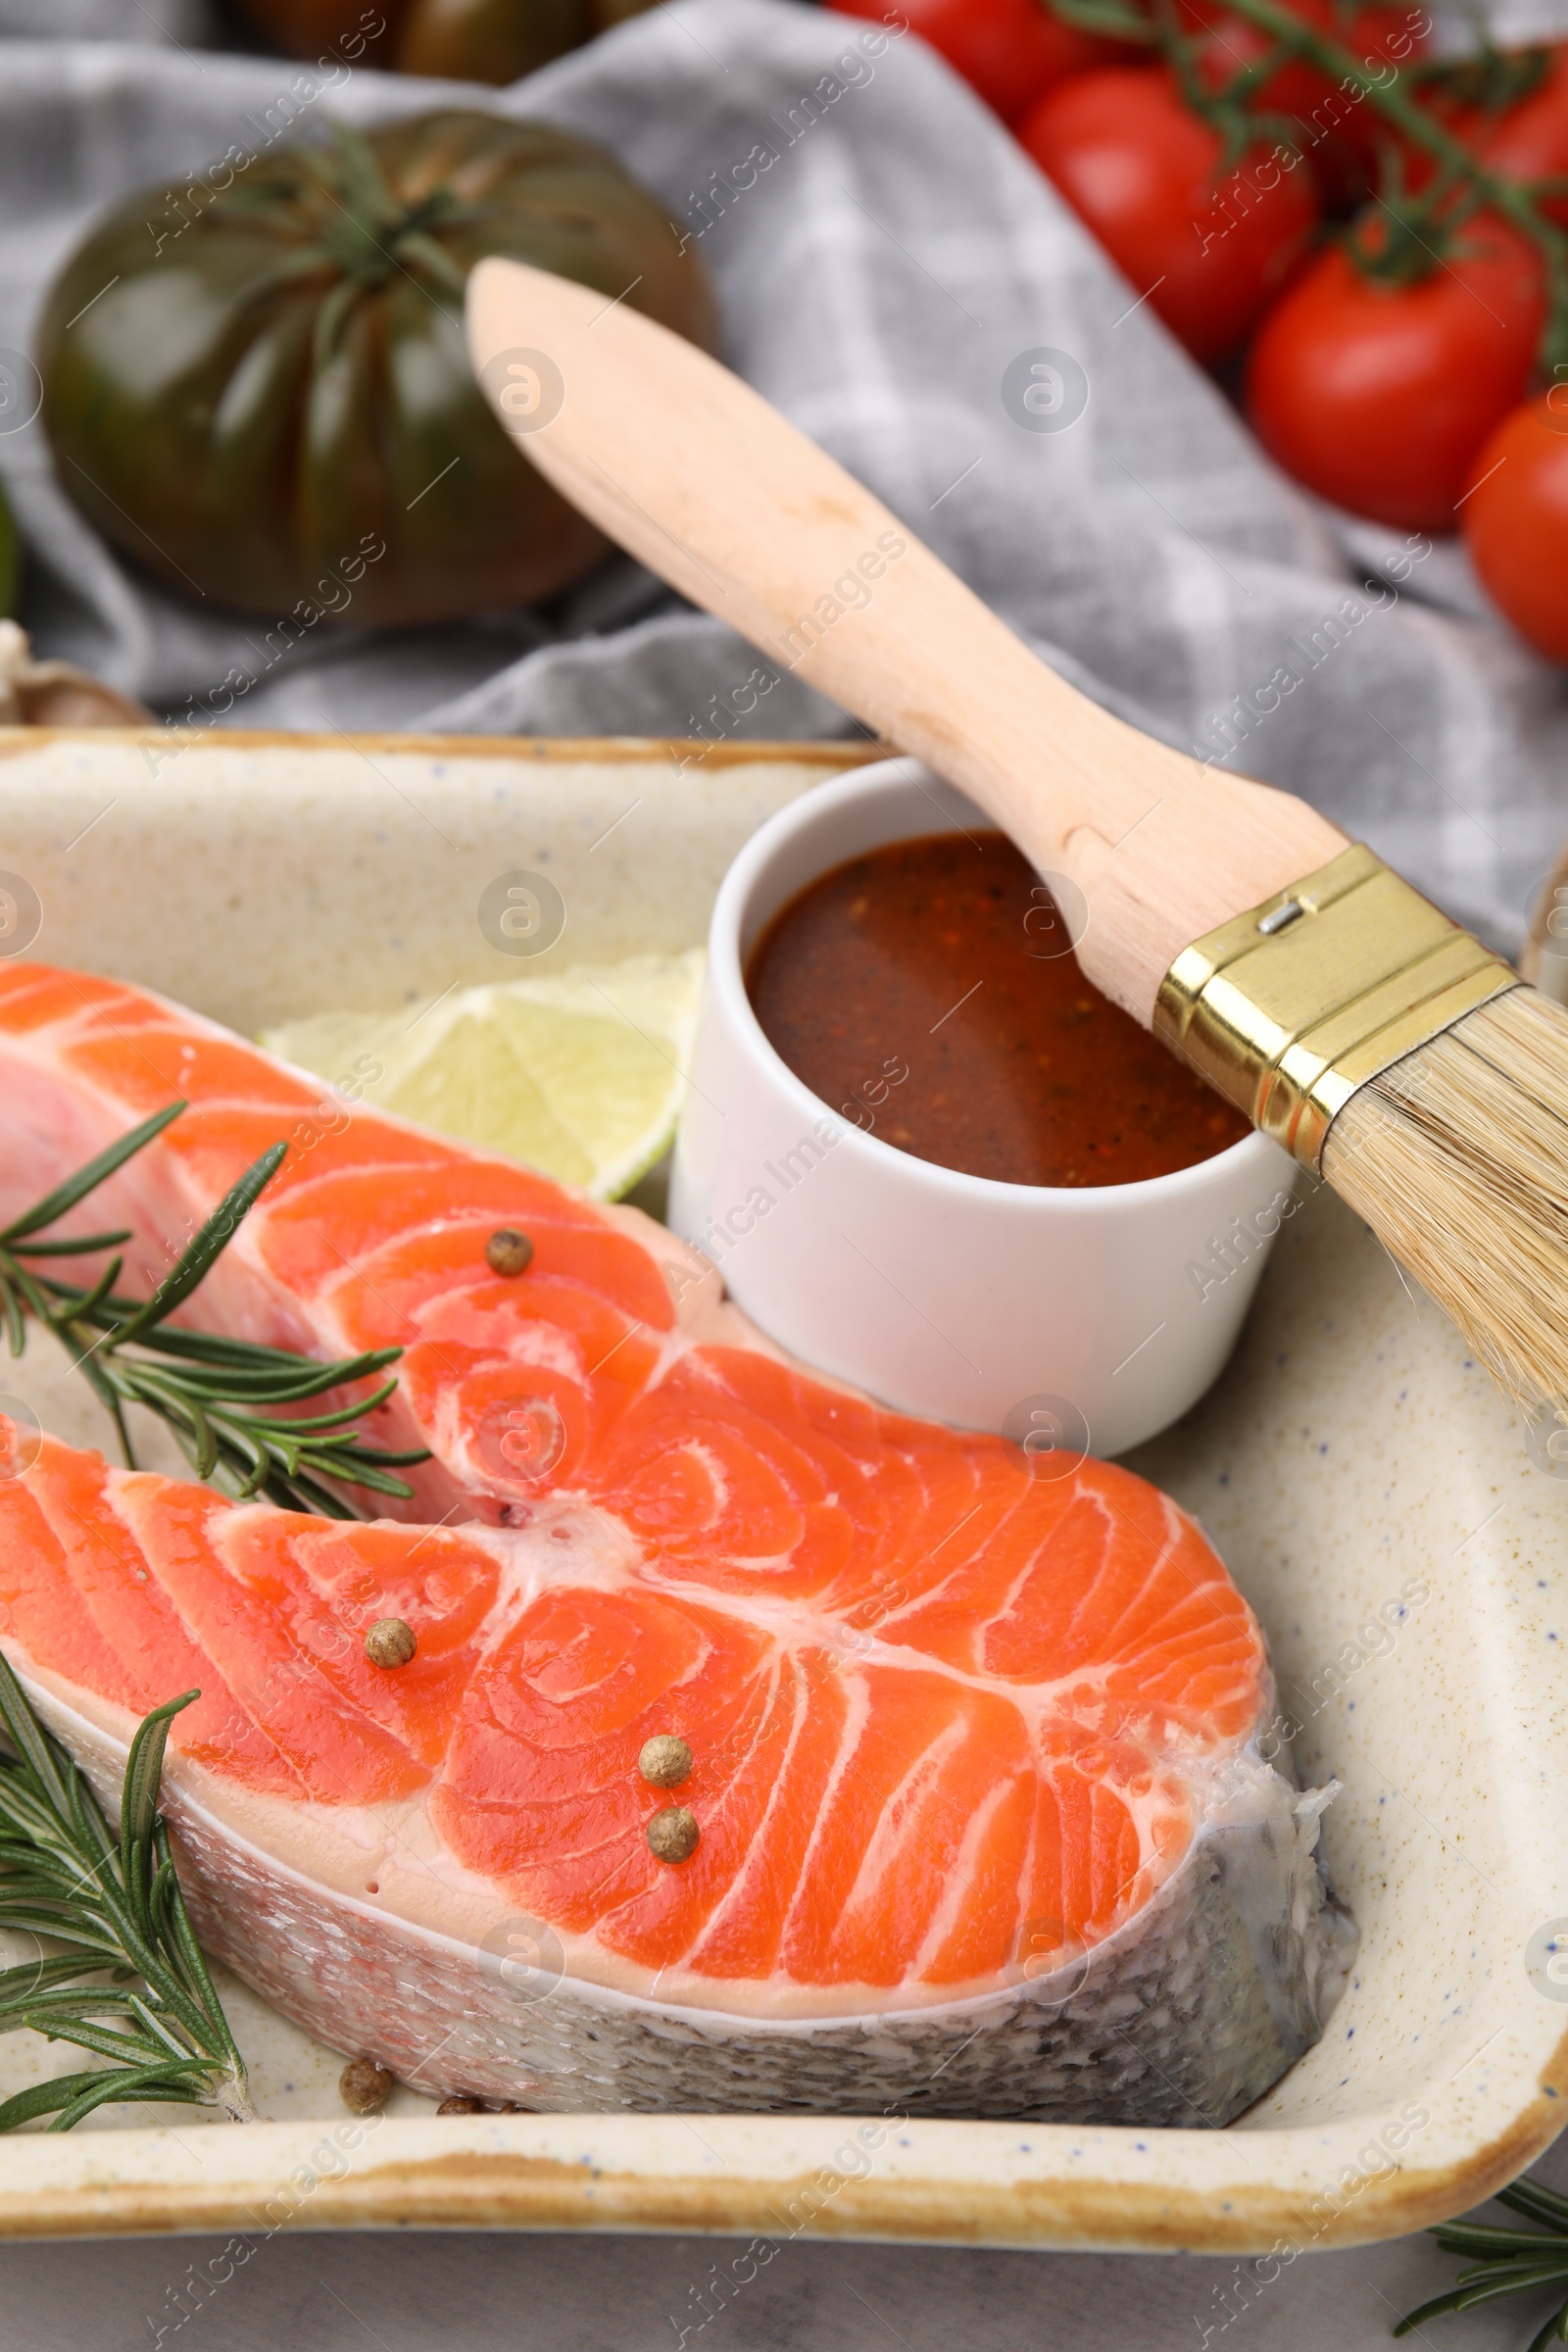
[746,830,1250,1189]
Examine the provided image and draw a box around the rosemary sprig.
[0,1654,251,2129]
[0,1102,429,1518]
[1396,2177,1568,2352]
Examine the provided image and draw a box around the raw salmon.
[0,962,1352,2119]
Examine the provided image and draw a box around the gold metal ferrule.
[1153,844,1519,1169]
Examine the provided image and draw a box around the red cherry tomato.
[1184,0,1429,207]
[1185,0,1423,131]
[1461,395,1568,660]
[826,0,1139,125]
[1185,0,1320,118]
[1244,212,1544,529]
[1018,67,1320,363]
[1473,44,1568,225]
[1402,46,1568,216]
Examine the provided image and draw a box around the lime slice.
[262,950,705,1201]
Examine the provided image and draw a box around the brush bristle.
[1324,987,1568,1418]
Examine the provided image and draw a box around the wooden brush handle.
[467,259,1345,1023]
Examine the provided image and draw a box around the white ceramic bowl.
[669,759,1298,1457]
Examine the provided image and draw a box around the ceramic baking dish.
[0,726,1561,2249]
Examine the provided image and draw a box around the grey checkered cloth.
[1,0,1566,951]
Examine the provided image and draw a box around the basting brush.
[466,259,1568,1427]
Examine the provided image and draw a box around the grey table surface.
[0,2130,1561,2351]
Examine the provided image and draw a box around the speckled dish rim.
[0,725,1560,2251]
[0,725,893,765]
[0,2079,1562,2250]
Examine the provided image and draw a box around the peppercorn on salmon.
[0,961,1353,2119]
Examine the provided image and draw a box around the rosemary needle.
[0,1102,429,1517]
[0,1655,252,2129]
[0,1108,423,2124]
[1396,2178,1568,2352]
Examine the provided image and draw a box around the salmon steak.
[0,961,1352,2121]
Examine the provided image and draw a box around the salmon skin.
[0,962,1353,2120]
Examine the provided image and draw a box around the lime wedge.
[262,950,705,1201]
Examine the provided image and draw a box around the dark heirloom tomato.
[394,0,657,81]
[1019,67,1320,363]
[231,0,660,82]
[38,112,715,629]
[226,0,397,56]
[1461,398,1568,662]
[1243,211,1544,529]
